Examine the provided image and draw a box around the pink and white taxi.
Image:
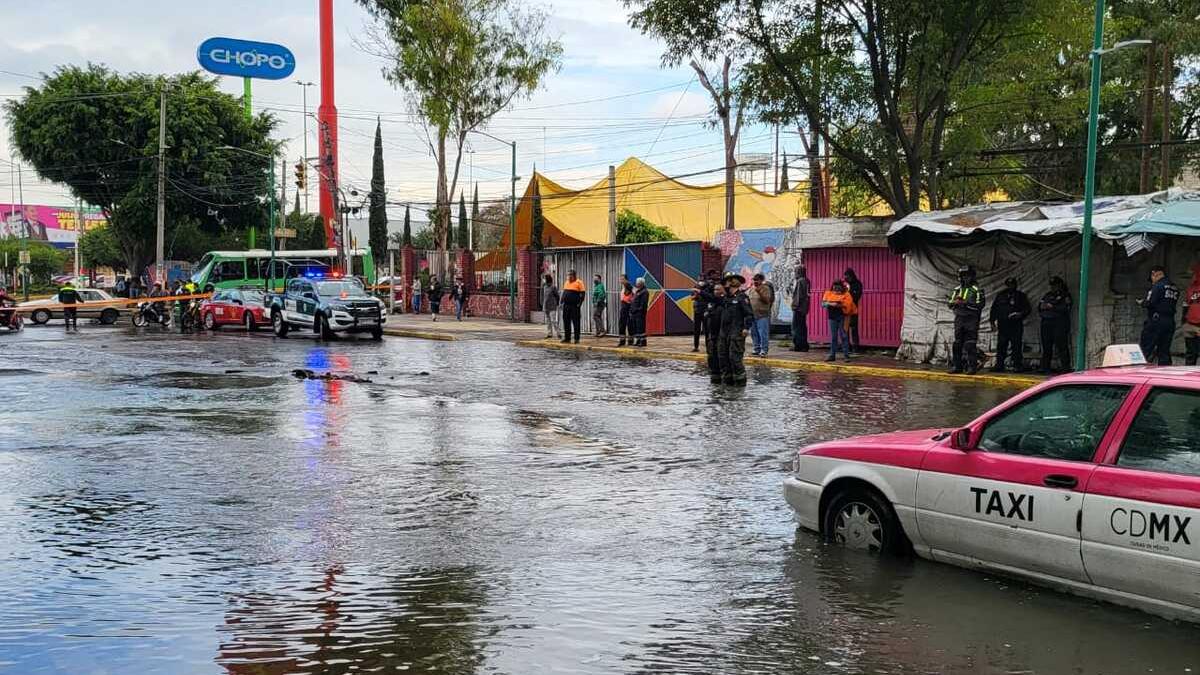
[784,360,1200,621]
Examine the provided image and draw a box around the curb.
[382,328,458,341]
[516,339,1041,388]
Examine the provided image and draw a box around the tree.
[457,193,469,249]
[287,211,329,250]
[6,65,276,274]
[368,118,389,274]
[360,0,562,250]
[778,153,789,193]
[530,179,545,250]
[77,224,125,270]
[402,205,413,246]
[616,210,678,244]
[473,201,507,250]
[0,239,64,284]
[626,1,745,229]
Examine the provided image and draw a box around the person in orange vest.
[617,274,634,347]
[1183,264,1200,365]
[560,269,586,344]
[822,279,856,362]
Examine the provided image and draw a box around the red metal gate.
[803,247,905,348]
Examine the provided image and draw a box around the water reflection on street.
[1,327,1197,674]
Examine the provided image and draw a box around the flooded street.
[2,327,1198,674]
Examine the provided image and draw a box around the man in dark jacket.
[988,277,1031,372]
[617,274,633,346]
[561,269,586,343]
[1138,265,1181,365]
[948,265,985,374]
[791,264,810,351]
[691,269,719,352]
[57,281,83,330]
[718,273,755,386]
[704,283,726,383]
[1038,276,1073,373]
[630,277,649,347]
[843,268,864,352]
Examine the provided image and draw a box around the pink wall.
[804,247,905,348]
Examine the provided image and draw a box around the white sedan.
[20,288,123,325]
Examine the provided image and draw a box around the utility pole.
[1160,44,1172,190]
[75,197,83,280]
[608,165,617,244]
[509,141,516,321]
[773,124,780,194]
[280,157,288,252]
[1138,44,1157,193]
[156,83,167,284]
[18,163,27,301]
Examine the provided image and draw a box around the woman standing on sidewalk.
[822,279,856,362]
[630,278,649,347]
[542,274,561,339]
[617,274,633,346]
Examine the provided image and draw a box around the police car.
[784,346,1200,622]
[267,274,385,340]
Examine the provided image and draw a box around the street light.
[216,145,278,292]
[468,129,517,321]
[1074,0,1151,370]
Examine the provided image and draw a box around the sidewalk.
[383,314,1043,388]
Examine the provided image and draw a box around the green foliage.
[5,65,276,273]
[0,238,65,283]
[470,183,479,249]
[78,224,124,270]
[361,0,562,249]
[286,211,329,250]
[615,210,677,244]
[778,154,789,193]
[473,201,507,250]
[457,194,469,249]
[530,181,544,250]
[368,119,389,266]
[403,205,413,246]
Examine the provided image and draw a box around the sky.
[0,0,789,235]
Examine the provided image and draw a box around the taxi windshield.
[315,280,367,298]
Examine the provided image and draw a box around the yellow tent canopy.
[510,157,808,248]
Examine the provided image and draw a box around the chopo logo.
[1110,507,1191,545]
[196,37,295,80]
[209,48,288,71]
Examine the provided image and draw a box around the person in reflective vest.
[57,282,82,330]
[948,265,985,374]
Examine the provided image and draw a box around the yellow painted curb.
[516,340,1041,388]
[382,328,457,341]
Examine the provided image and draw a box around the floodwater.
[1,326,1197,674]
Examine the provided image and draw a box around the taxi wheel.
[824,488,906,555]
[203,312,216,330]
[31,309,51,325]
[100,308,119,325]
[244,313,256,332]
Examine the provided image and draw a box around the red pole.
[318,0,338,249]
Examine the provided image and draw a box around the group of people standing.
[411,274,470,322]
[946,263,1199,374]
[542,270,640,344]
[787,265,865,361]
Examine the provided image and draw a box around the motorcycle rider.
[0,285,16,329]
[947,265,985,374]
[148,282,168,323]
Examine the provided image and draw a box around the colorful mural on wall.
[623,242,700,335]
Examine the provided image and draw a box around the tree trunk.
[1139,43,1158,194]
[435,128,449,251]
[724,117,737,230]
[804,122,821,219]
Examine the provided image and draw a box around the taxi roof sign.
[1101,344,1147,368]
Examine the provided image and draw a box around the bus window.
[246,258,262,280]
[210,259,245,284]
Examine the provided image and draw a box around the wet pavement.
[2,325,1198,674]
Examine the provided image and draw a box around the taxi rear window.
[1117,387,1200,477]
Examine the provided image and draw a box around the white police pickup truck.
[268,276,385,340]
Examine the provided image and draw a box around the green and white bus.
[190,249,377,291]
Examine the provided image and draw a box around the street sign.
[197,37,296,80]
[387,241,400,251]
[272,227,297,238]
[18,250,30,265]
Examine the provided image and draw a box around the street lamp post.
[469,130,518,321]
[1074,0,1151,370]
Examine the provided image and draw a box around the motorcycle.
[0,303,22,332]
[179,298,202,333]
[132,301,172,328]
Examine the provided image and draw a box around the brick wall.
[701,243,724,278]
[469,292,511,319]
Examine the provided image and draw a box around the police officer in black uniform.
[1037,276,1073,373]
[704,283,726,383]
[718,273,755,386]
[988,277,1031,372]
[1138,265,1181,365]
[948,265,985,374]
[691,269,719,353]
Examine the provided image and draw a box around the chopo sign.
[197,37,296,80]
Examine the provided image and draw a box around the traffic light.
[294,161,306,190]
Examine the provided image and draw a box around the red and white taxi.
[785,356,1200,622]
[200,288,268,331]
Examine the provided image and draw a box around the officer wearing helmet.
[947,265,985,374]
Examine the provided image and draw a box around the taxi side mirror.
[950,427,973,451]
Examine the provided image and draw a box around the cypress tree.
[779,154,790,194]
[531,179,544,250]
[402,205,413,247]
[457,194,469,249]
[368,118,389,268]
[471,183,479,250]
